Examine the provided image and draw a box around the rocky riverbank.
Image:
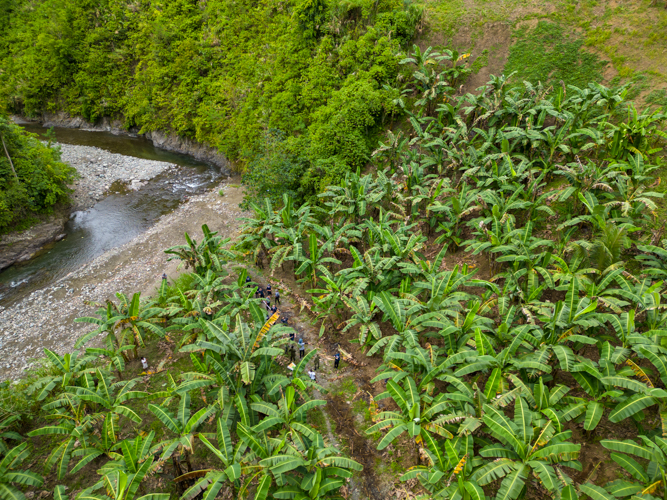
[21,113,230,169]
[60,143,176,210]
[0,143,176,271]
[0,182,247,380]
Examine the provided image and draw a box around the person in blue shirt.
[275,290,280,305]
[298,338,306,359]
[334,352,340,369]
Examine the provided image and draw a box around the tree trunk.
[184,449,193,472]
[1,134,19,181]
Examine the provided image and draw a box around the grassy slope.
[423,0,667,100]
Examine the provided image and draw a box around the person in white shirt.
[308,370,316,382]
[140,357,148,370]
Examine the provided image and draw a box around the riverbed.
[0,182,248,380]
[0,125,228,306]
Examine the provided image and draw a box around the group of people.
[156,273,343,378]
[246,278,282,319]
[245,276,344,380]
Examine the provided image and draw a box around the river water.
[0,125,226,305]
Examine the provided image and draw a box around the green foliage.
[505,21,605,88]
[0,117,75,232]
[0,0,421,208]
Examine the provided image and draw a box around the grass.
[424,0,667,102]
[505,21,605,87]
[329,377,357,398]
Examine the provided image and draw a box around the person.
[258,287,265,299]
[308,370,316,382]
[270,304,278,315]
[282,316,289,326]
[298,338,305,359]
[162,273,167,281]
[289,345,296,362]
[314,355,320,371]
[275,290,280,305]
[141,357,149,370]
[266,284,272,295]
[245,276,251,286]
[289,329,295,342]
[334,352,340,369]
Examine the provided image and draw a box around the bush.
[241,131,308,208]
[0,117,76,232]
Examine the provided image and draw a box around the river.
[0,125,226,305]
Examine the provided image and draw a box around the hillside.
[2,1,667,500]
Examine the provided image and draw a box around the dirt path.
[0,180,248,380]
[245,266,395,499]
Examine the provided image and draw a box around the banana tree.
[165,224,233,274]
[601,435,667,500]
[262,432,362,499]
[251,385,325,447]
[86,332,135,380]
[0,442,43,500]
[342,294,382,351]
[473,404,581,499]
[28,348,96,401]
[149,391,216,477]
[293,233,341,288]
[367,376,452,450]
[236,199,279,267]
[68,370,150,469]
[28,397,97,479]
[193,313,286,394]
[177,418,248,500]
[308,269,357,336]
[75,292,165,358]
[55,470,169,500]
[401,433,485,500]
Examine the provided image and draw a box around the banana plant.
[149,391,216,477]
[54,470,169,500]
[401,433,485,500]
[473,403,581,499]
[0,442,43,500]
[85,332,135,380]
[308,269,358,336]
[28,396,98,479]
[601,435,667,500]
[177,417,247,500]
[292,232,341,287]
[98,431,161,478]
[165,224,233,274]
[342,293,382,351]
[28,348,97,401]
[250,385,325,447]
[67,370,150,469]
[367,376,452,450]
[262,432,362,499]
[192,312,286,394]
[75,292,165,358]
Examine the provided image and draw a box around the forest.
[0,0,422,205]
[0,118,75,232]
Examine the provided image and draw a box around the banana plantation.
[2,48,667,500]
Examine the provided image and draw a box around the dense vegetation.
[0,117,75,232]
[2,47,667,498]
[0,0,422,204]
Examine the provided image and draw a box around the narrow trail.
[247,268,390,499]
